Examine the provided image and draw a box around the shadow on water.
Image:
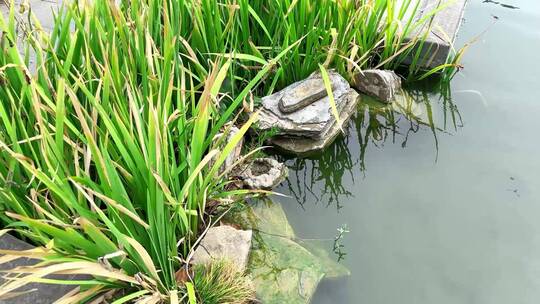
[277,80,462,210]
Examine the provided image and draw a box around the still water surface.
[274,1,540,303]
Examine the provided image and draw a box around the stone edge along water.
[404,0,468,69]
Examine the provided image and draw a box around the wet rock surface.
[238,158,288,189]
[190,225,252,271]
[249,234,325,304]
[353,69,402,102]
[226,199,351,304]
[258,71,360,154]
[224,199,295,239]
[297,239,351,279]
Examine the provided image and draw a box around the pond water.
[272,1,540,303]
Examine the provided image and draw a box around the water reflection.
[280,133,355,210]
[279,82,462,209]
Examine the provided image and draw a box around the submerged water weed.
[334,224,350,262]
[190,260,255,304]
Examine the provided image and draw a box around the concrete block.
[404,0,468,69]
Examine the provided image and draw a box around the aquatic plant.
[333,224,350,262]
[98,0,459,96]
[182,0,462,93]
[0,0,464,302]
[0,0,297,301]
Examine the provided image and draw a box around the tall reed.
[181,0,460,92]
[0,0,287,301]
[0,0,462,302]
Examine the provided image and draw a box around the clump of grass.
[110,0,461,95]
[190,260,254,304]
[187,0,461,94]
[0,0,464,302]
[0,0,285,301]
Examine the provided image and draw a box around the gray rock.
[401,0,468,69]
[270,89,359,154]
[0,234,83,304]
[191,225,252,271]
[223,124,243,171]
[352,69,401,102]
[258,70,359,154]
[278,78,329,114]
[238,158,288,189]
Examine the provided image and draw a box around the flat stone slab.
[278,78,329,114]
[403,0,468,69]
[269,90,360,154]
[258,71,355,139]
[0,234,80,304]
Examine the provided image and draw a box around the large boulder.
[352,69,402,102]
[190,225,252,271]
[257,71,360,154]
